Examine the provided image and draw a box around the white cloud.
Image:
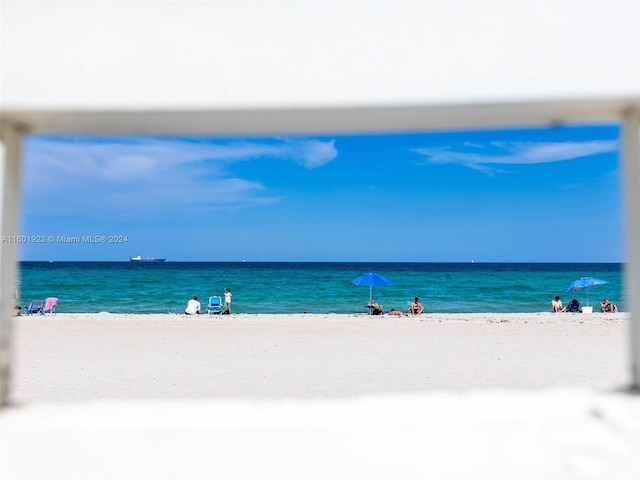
[288,139,337,168]
[25,136,338,179]
[22,135,337,219]
[97,155,157,180]
[413,140,617,173]
[205,139,337,168]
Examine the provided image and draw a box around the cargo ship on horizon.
[129,256,166,262]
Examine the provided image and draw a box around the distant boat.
[129,256,166,262]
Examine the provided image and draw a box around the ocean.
[17,262,625,315]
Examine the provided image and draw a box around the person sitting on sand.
[184,295,201,315]
[566,299,580,313]
[551,296,564,312]
[368,299,383,315]
[600,299,618,313]
[388,308,408,316]
[409,297,424,315]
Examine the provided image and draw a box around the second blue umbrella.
[567,276,609,307]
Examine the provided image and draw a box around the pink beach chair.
[42,297,58,315]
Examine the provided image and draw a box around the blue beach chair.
[207,296,223,315]
[26,300,43,315]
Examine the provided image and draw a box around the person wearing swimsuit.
[409,297,424,315]
[368,299,383,315]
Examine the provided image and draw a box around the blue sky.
[20,124,623,262]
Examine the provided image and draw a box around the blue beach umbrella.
[351,272,392,307]
[566,277,609,307]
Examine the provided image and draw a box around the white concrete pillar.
[0,122,23,406]
[623,109,640,390]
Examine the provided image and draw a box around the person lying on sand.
[388,308,408,316]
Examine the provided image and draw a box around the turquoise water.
[17,262,625,314]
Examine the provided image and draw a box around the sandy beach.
[3,312,638,479]
[9,312,630,402]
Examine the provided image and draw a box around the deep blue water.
[17,262,625,314]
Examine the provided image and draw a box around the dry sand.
[2,312,638,479]
[9,312,630,402]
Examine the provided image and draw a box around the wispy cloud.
[26,136,338,179]
[286,139,337,168]
[23,136,337,218]
[412,140,617,174]
[197,139,337,168]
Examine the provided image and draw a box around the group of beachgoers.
[185,292,427,316]
[183,293,613,316]
[185,288,233,315]
[367,297,425,316]
[551,295,618,313]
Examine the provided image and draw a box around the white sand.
[9,312,631,401]
[2,312,637,480]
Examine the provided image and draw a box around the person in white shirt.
[184,296,201,315]
[224,288,233,313]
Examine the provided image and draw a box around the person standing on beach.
[551,296,564,312]
[224,288,233,314]
[185,296,201,315]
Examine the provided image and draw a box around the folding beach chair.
[207,296,223,315]
[26,300,43,315]
[42,297,58,315]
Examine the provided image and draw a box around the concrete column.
[0,122,23,406]
[623,109,640,390]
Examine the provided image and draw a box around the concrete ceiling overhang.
[2,2,639,135]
